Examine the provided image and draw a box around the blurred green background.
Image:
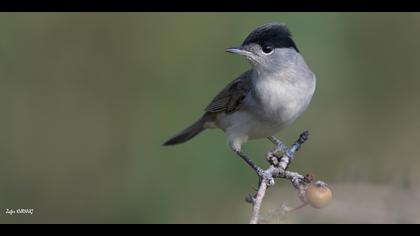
[1,12,420,224]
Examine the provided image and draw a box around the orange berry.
[305,181,332,209]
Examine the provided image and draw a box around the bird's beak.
[225,47,253,57]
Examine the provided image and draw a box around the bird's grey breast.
[249,63,316,128]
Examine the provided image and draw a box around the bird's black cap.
[242,23,299,52]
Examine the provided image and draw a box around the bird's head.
[226,23,300,73]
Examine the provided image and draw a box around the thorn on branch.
[245,194,256,204]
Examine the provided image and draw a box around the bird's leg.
[233,150,276,188]
[234,150,265,177]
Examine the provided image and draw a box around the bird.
[163,22,316,177]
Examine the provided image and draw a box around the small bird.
[163,23,316,176]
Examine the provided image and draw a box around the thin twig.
[248,131,311,224]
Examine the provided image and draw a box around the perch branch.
[249,179,268,224]
[248,131,312,224]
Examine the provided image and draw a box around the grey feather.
[205,70,253,114]
[162,114,209,146]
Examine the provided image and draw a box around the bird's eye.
[262,45,273,54]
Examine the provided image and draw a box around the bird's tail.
[162,114,208,146]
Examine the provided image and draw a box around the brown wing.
[205,70,253,114]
